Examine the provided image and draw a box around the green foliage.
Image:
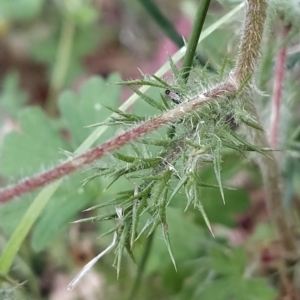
[0,75,121,251]
[0,107,69,178]
[0,0,45,21]
[0,286,17,300]
[1,1,292,299]
[60,0,98,26]
[74,67,267,278]
[174,244,276,300]
[0,73,27,121]
[31,26,101,86]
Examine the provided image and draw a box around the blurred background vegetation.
[0,0,299,299]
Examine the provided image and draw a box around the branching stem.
[0,82,235,203]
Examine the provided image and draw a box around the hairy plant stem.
[0,4,244,205]
[233,0,296,251]
[0,82,234,200]
[234,0,267,83]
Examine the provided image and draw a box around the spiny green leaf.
[130,204,138,248]
[115,79,166,89]
[104,160,160,190]
[99,227,117,238]
[114,223,130,278]
[222,141,245,153]
[130,143,143,157]
[219,55,229,80]
[117,189,136,195]
[184,181,194,212]
[197,182,235,190]
[168,174,188,206]
[147,213,161,237]
[103,105,134,119]
[234,73,252,96]
[114,152,161,165]
[213,142,225,204]
[80,172,103,187]
[167,54,182,84]
[151,75,171,88]
[113,152,137,163]
[129,174,162,181]
[130,199,141,249]
[101,182,154,211]
[239,115,264,131]
[135,219,153,242]
[113,159,160,176]
[150,170,172,206]
[159,186,169,215]
[160,93,171,110]
[72,212,117,223]
[138,138,175,147]
[104,173,133,191]
[131,87,166,111]
[185,140,202,149]
[135,181,155,199]
[229,131,268,156]
[161,223,177,271]
[110,113,145,123]
[167,124,176,139]
[86,114,146,128]
[84,195,130,212]
[193,185,214,237]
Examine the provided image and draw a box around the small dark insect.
[165,89,181,104]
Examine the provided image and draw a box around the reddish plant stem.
[0,82,235,203]
[269,24,291,147]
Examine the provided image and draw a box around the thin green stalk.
[46,18,75,115]
[126,232,155,300]
[138,0,215,72]
[181,0,211,82]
